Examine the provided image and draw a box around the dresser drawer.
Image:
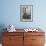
[3,43,23,46]
[3,32,23,36]
[24,32,44,36]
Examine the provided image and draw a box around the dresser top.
[4,29,44,33]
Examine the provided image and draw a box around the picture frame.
[20,5,33,22]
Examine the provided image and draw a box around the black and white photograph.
[20,5,33,22]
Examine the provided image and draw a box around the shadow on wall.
[0,24,7,43]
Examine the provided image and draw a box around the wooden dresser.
[2,30,45,46]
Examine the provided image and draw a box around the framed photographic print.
[20,5,33,22]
